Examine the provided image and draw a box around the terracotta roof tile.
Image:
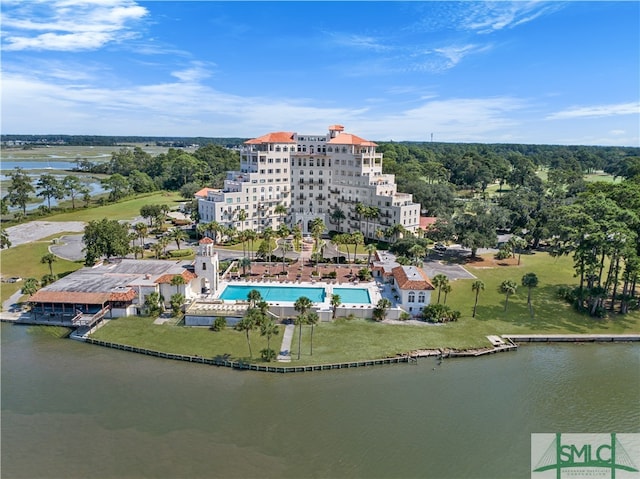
[155,270,197,284]
[199,237,214,244]
[329,124,345,131]
[392,266,434,290]
[245,132,296,145]
[194,187,216,198]
[327,132,377,147]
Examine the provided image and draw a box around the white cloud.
[2,0,148,51]
[546,102,640,120]
[461,2,563,34]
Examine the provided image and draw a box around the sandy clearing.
[5,221,86,247]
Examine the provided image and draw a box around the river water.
[1,323,638,479]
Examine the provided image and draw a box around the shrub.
[169,248,193,258]
[421,304,460,323]
[495,247,511,260]
[260,348,277,362]
[399,311,412,321]
[211,317,227,332]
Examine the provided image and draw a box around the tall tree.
[36,174,64,210]
[432,274,449,304]
[62,175,89,210]
[471,280,485,318]
[499,280,518,312]
[306,311,319,355]
[521,273,539,317]
[40,253,58,276]
[6,167,35,215]
[294,296,313,360]
[260,318,280,362]
[83,218,130,265]
[330,206,346,232]
[1,228,11,249]
[330,294,341,320]
[235,308,260,358]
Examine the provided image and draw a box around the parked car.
[434,243,447,252]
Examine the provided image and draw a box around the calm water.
[333,287,371,304]
[220,285,326,302]
[2,323,638,479]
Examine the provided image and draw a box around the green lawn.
[89,251,640,365]
[46,191,183,223]
[92,316,281,362]
[0,236,84,307]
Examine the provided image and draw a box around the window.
[202,262,207,270]
[418,293,425,303]
[408,292,415,303]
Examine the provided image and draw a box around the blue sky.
[1,1,639,145]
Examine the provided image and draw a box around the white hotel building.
[197,125,420,238]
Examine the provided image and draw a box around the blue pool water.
[332,288,371,304]
[220,285,325,303]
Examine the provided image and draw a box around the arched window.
[418,293,425,303]
[408,292,415,303]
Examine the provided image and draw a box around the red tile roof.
[155,270,198,284]
[199,237,214,244]
[328,132,377,147]
[245,132,296,144]
[419,216,438,230]
[329,124,345,131]
[194,187,215,198]
[392,266,434,290]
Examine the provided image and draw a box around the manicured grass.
[0,235,84,307]
[584,171,619,183]
[46,191,183,223]
[89,251,640,365]
[91,316,281,362]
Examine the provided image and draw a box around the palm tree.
[471,280,485,318]
[260,318,279,361]
[235,309,260,358]
[262,227,274,264]
[508,236,528,265]
[131,245,144,259]
[169,228,187,250]
[274,203,288,226]
[21,277,39,297]
[40,253,58,276]
[499,280,518,312]
[170,274,186,294]
[432,274,449,304]
[333,233,348,263]
[237,209,248,257]
[247,289,263,308]
[206,221,221,245]
[355,202,366,231]
[330,294,341,320]
[294,296,313,360]
[351,231,364,262]
[365,244,377,266]
[306,311,319,355]
[134,222,148,247]
[364,206,380,240]
[373,298,392,321]
[442,283,453,305]
[330,206,346,232]
[292,224,302,252]
[310,218,325,253]
[239,257,251,277]
[280,242,292,273]
[522,272,539,317]
[245,229,257,260]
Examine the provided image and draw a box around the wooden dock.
[502,334,640,343]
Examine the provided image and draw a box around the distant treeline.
[0,135,248,148]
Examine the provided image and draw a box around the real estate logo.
[531,433,640,479]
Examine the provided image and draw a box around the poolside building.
[197,125,420,238]
[27,239,219,325]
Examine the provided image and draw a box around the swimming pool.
[332,288,372,304]
[219,285,325,303]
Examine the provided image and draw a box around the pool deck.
[213,279,382,312]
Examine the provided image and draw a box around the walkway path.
[277,323,295,362]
